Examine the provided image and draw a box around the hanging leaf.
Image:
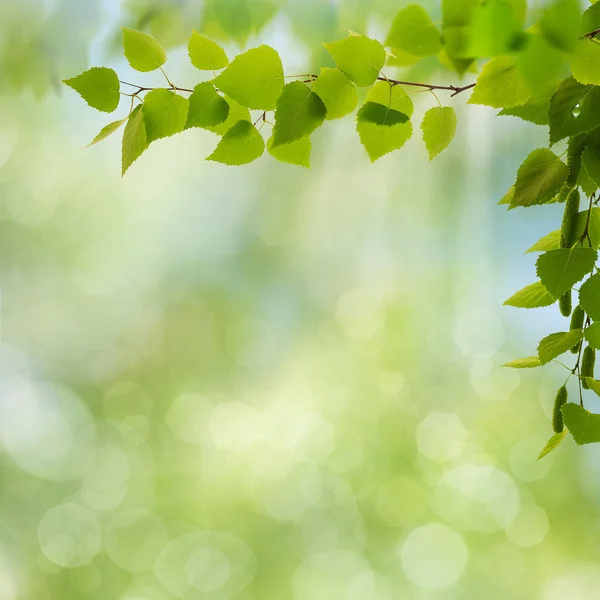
[188,30,229,71]
[122,28,167,72]
[63,67,120,113]
[421,106,457,160]
[207,120,265,165]
[122,105,148,176]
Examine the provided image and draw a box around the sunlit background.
[0,1,598,599]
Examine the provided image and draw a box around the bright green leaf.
[537,248,597,298]
[188,30,228,71]
[538,330,584,364]
[385,5,442,56]
[499,90,553,126]
[511,149,568,208]
[311,68,358,120]
[585,322,600,349]
[63,67,120,113]
[579,272,600,320]
[499,186,514,205]
[267,135,311,168]
[212,45,284,110]
[468,55,530,108]
[185,83,230,129]
[582,144,600,187]
[421,106,457,160]
[585,377,600,396]
[502,356,541,368]
[142,90,189,143]
[570,39,600,86]
[272,82,327,148]
[324,33,386,87]
[537,430,567,459]
[562,403,600,444]
[122,105,148,176]
[503,281,555,308]
[527,230,561,253]
[85,118,128,148]
[207,120,264,165]
[122,28,167,72]
[206,96,251,135]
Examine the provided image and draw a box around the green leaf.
[537,430,567,459]
[538,0,581,52]
[548,77,600,145]
[502,356,541,368]
[385,5,442,56]
[122,28,167,73]
[212,45,284,110]
[185,83,230,129]
[272,82,327,148]
[537,248,597,298]
[562,403,600,444]
[85,118,128,148]
[442,0,479,73]
[498,185,514,205]
[538,330,584,364]
[582,145,600,187]
[585,377,600,396]
[324,33,386,87]
[527,230,560,253]
[267,135,311,168]
[311,68,358,120]
[206,96,251,135]
[510,149,568,208]
[356,82,413,162]
[468,55,530,108]
[122,105,148,176]
[499,93,553,126]
[585,322,600,349]
[142,90,189,143]
[570,39,600,86]
[568,209,600,249]
[579,272,600,321]
[188,30,228,71]
[503,281,555,308]
[421,107,457,160]
[468,0,526,57]
[582,3,600,34]
[207,120,264,165]
[357,102,409,126]
[63,67,120,113]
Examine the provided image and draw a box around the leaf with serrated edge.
[468,55,530,108]
[142,90,189,143]
[537,430,567,460]
[63,67,120,113]
[580,273,600,321]
[585,378,600,396]
[585,322,600,349]
[538,330,584,364]
[267,136,311,168]
[503,281,554,308]
[185,83,230,129]
[562,403,600,444]
[536,247,597,298]
[85,118,128,148]
[421,106,457,160]
[188,30,228,70]
[122,105,148,176]
[311,68,358,120]
[207,120,264,165]
[324,34,386,87]
[502,356,542,368]
[527,230,560,253]
[122,28,166,72]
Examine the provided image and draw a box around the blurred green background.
[0,1,598,599]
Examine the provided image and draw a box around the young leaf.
[311,68,358,120]
[324,33,386,87]
[357,102,409,126]
[537,248,597,298]
[468,56,530,108]
[538,330,584,364]
[502,356,541,368]
[272,82,327,148]
[526,230,560,253]
[562,403,600,444]
[356,82,413,162]
[267,136,311,168]
[570,39,600,86]
[498,186,514,205]
[185,83,230,129]
[122,105,148,176]
[579,272,600,321]
[85,118,128,148]
[63,67,120,113]
[207,120,264,165]
[142,90,189,143]
[510,149,568,208]
[385,5,442,56]
[122,28,167,72]
[212,45,284,110]
[537,430,567,460]
[188,30,228,71]
[206,96,251,135]
[548,77,600,145]
[585,322,600,349]
[585,377,600,396]
[503,281,554,308]
[421,106,457,160]
[538,0,581,52]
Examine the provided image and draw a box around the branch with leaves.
[64,0,600,457]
